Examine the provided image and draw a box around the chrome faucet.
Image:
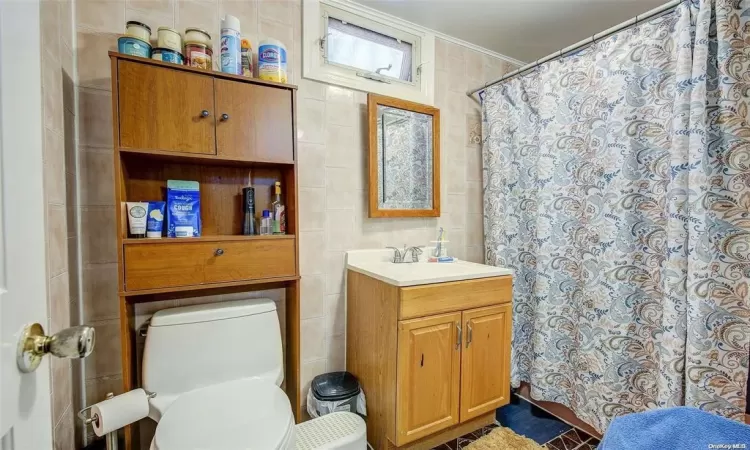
[387,246,423,263]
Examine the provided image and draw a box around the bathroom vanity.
[345,250,513,449]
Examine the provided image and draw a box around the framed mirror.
[368,94,440,218]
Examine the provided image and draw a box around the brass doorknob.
[17,323,95,373]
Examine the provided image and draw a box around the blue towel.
[600,407,750,450]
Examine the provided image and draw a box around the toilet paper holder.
[78,390,157,450]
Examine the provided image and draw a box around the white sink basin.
[345,249,513,287]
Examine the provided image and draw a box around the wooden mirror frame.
[367,93,440,218]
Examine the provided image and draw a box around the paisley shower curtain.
[482,0,750,433]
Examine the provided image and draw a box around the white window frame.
[302,0,435,105]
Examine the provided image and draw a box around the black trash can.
[307,371,365,418]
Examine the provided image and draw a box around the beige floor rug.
[464,426,544,450]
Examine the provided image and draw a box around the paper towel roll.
[91,388,150,436]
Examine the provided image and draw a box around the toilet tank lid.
[150,298,277,327]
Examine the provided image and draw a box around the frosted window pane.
[326,18,413,82]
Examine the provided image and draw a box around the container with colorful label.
[166,180,201,238]
[220,15,241,75]
[241,37,253,77]
[118,36,151,58]
[258,39,287,83]
[157,27,182,53]
[152,48,183,65]
[184,42,212,70]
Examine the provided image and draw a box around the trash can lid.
[311,371,361,401]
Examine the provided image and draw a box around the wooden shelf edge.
[118,147,295,166]
[123,235,295,245]
[120,275,301,298]
[109,51,298,90]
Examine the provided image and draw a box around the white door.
[0,0,54,448]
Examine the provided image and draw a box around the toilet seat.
[152,378,295,450]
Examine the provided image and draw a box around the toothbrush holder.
[430,240,450,258]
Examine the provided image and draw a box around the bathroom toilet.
[140,298,364,449]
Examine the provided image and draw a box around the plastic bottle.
[241,37,253,77]
[260,210,272,235]
[220,15,241,75]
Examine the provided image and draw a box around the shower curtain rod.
[466,0,682,99]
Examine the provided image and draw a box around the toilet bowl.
[140,298,365,449]
[141,299,293,449]
[151,378,295,450]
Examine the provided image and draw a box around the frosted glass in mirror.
[376,105,433,210]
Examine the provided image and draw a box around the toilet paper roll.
[91,388,150,437]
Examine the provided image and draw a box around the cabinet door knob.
[466,321,473,348]
[221,113,229,121]
[215,248,224,256]
[200,110,210,117]
[455,322,462,350]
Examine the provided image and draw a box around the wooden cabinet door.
[214,79,294,163]
[459,304,512,422]
[396,312,461,446]
[118,61,216,154]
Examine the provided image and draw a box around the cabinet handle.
[221,113,229,121]
[200,110,210,117]
[466,321,473,348]
[456,322,462,350]
[215,248,224,256]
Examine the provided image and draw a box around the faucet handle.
[386,246,403,263]
[407,246,423,262]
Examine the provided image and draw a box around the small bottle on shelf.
[260,210,272,235]
[271,181,286,235]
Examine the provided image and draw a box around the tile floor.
[431,395,601,450]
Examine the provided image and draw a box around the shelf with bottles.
[122,234,295,245]
[119,153,296,240]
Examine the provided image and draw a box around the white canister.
[157,27,182,53]
[258,38,287,83]
[220,15,241,75]
[125,21,151,43]
[184,28,211,47]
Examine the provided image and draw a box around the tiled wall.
[72,1,517,447]
[40,0,78,448]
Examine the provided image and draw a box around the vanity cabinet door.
[459,304,512,422]
[396,312,461,446]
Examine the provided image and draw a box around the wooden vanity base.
[386,412,495,450]
[347,271,512,450]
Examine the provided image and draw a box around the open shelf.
[123,235,295,245]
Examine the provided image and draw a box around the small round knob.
[200,110,209,117]
[215,248,224,256]
[221,113,229,121]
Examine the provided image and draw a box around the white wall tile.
[325,124,357,168]
[298,142,326,188]
[466,145,483,182]
[297,98,326,144]
[299,231,326,276]
[325,167,356,210]
[301,274,326,319]
[301,317,326,362]
[324,251,346,295]
[298,187,325,231]
[324,292,345,337]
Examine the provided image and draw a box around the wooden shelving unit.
[108,52,301,450]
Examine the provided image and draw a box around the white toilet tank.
[142,298,283,401]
